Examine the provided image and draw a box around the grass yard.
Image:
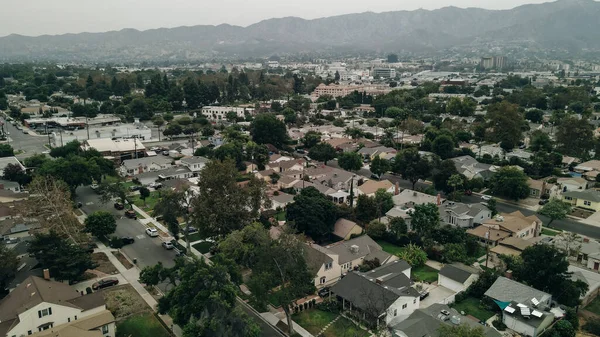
[131,191,162,213]
[585,296,600,316]
[192,241,213,254]
[376,240,406,256]
[324,317,369,337]
[116,313,171,337]
[541,228,559,236]
[275,210,286,221]
[292,309,338,335]
[451,297,495,322]
[185,232,203,242]
[412,265,439,283]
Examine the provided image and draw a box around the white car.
[145,228,159,237]
[162,241,174,250]
[481,195,492,201]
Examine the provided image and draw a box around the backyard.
[116,313,171,337]
[412,265,439,283]
[192,241,214,254]
[324,317,370,337]
[376,240,406,256]
[292,309,338,335]
[585,296,600,316]
[451,296,496,322]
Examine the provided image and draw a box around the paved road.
[1,118,49,159]
[75,186,177,271]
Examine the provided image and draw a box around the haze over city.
[0,0,557,37]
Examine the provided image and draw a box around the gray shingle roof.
[438,263,479,283]
[563,189,600,202]
[331,272,400,315]
[484,276,551,305]
[326,235,391,264]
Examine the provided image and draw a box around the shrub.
[583,320,600,336]
[109,236,124,249]
[318,300,340,313]
[492,318,507,331]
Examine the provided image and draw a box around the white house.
[180,156,209,174]
[201,106,255,120]
[331,261,419,327]
[119,156,173,176]
[0,275,115,337]
[557,177,589,193]
[437,263,480,293]
[438,201,491,228]
[501,302,554,337]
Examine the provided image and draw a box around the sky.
[0,0,555,37]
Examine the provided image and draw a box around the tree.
[487,198,498,216]
[486,101,525,148]
[393,148,431,190]
[337,152,362,172]
[3,163,31,186]
[286,187,337,241]
[302,131,322,149]
[432,135,456,159]
[448,174,464,197]
[0,243,18,298]
[84,211,117,238]
[374,189,394,216]
[409,203,440,237]
[308,143,337,164]
[556,117,594,158]
[539,199,572,226]
[366,221,387,239]
[489,166,530,200]
[432,159,459,193]
[525,109,544,123]
[356,194,378,223]
[389,217,408,239]
[139,186,151,206]
[441,243,468,263]
[530,130,553,152]
[247,233,315,335]
[157,259,260,337]
[437,322,485,337]
[154,187,194,250]
[370,156,390,178]
[98,176,128,206]
[28,231,96,283]
[550,320,576,337]
[397,243,427,267]
[250,113,288,148]
[192,159,269,240]
[218,223,271,269]
[0,144,14,157]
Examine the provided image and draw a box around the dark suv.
[92,277,119,290]
[114,202,125,210]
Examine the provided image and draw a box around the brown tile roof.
[482,211,540,234]
[333,218,361,239]
[467,225,511,242]
[358,180,393,196]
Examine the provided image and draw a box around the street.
[75,186,176,271]
[1,118,49,159]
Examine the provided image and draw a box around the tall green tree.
[286,187,337,241]
[486,101,525,149]
[409,203,440,237]
[556,117,594,158]
[539,199,572,227]
[0,144,14,157]
[370,156,390,178]
[337,151,363,172]
[84,211,117,238]
[302,131,322,149]
[308,143,337,164]
[488,166,530,200]
[0,243,18,298]
[218,223,271,269]
[432,159,459,193]
[250,113,288,148]
[393,148,431,190]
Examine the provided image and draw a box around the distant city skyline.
[0,0,559,37]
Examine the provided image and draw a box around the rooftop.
[358,179,394,195]
[563,189,600,202]
[484,276,551,306]
[325,235,393,264]
[438,263,479,284]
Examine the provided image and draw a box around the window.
[74,316,78,321]
[584,200,592,206]
[565,196,572,201]
[38,307,52,318]
[101,325,109,334]
[402,304,407,309]
[320,277,326,284]
[394,309,397,317]
[325,262,332,271]
[68,318,71,322]
[414,299,417,304]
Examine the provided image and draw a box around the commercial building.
[81,138,145,163]
[201,106,256,121]
[373,68,396,79]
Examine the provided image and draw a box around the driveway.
[420,284,456,308]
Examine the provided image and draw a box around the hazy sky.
[0,0,555,37]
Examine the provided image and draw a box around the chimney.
[437,193,441,206]
[583,237,590,243]
[43,269,50,280]
[413,191,417,197]
[505,270,513,279]
[395,182,400,196]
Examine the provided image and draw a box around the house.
[393,190,441,208]
[358,146,396,161]
[277,175,299,189]
[333,218,363,240]
[156,166,193,181]
[180,156,209,174]
[305,235,396,288]
[548,234,600,271]
[527,178,558,199]
[568,265,600,306]
[291,180,336,196]
[562,189,600,212]
[391,303,501,337]
[81,138,145,163]
[484,276,552,307]
[254,169,277,183]
[467,211,542,246]
[119,156,173,176]
[267,159,305,173]
[450,156,497,181]
[437,263,479,293]
[357,180,395,197]
[331,261,419,327]
[557,177,589,193]
[0,275,115,337]
[438,201,491,228]
[501,302,554,337]
[0,180,21,193]
[304,166,357,191]
[489,237,534,257]
[574,160,600,173]
[270,193,294,210]
[382,207,414,231]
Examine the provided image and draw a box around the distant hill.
[1,0,599,62]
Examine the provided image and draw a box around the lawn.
[131,191,162,213]
[292,309,338,335]
[275,210,286,221]
[451,297,495,322]
[585,296,600,315]
[412,265,439,283]
[185,232,203,243]
[324,317,369,337]
[541,228,559,236]
[192,241,214,254]
[116,313,171,337]
[376,240,406,256]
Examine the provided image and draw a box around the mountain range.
[1,0,599,62]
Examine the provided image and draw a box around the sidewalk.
[131,204,170,234]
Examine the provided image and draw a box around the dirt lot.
[112,251,134,269]
[103,284,152,320]
[571,208,594,219]
[92,252,118,275]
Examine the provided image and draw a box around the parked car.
[463,189,472,196]
[114,202,125,210]
[539,199,550,205]
[182,226,198,234]
[162,241,174,250]
[129,185,141,192]
[146,228,158,237]
[318,287,330,298]
[92,277,119,290]
[121,237,135,245]
[481,195,492,201]
[124,210,137,219]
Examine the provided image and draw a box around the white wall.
[11,302,81,336]
[438,274,479,293]
[314,255,342,288]
[385,296,419,325]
